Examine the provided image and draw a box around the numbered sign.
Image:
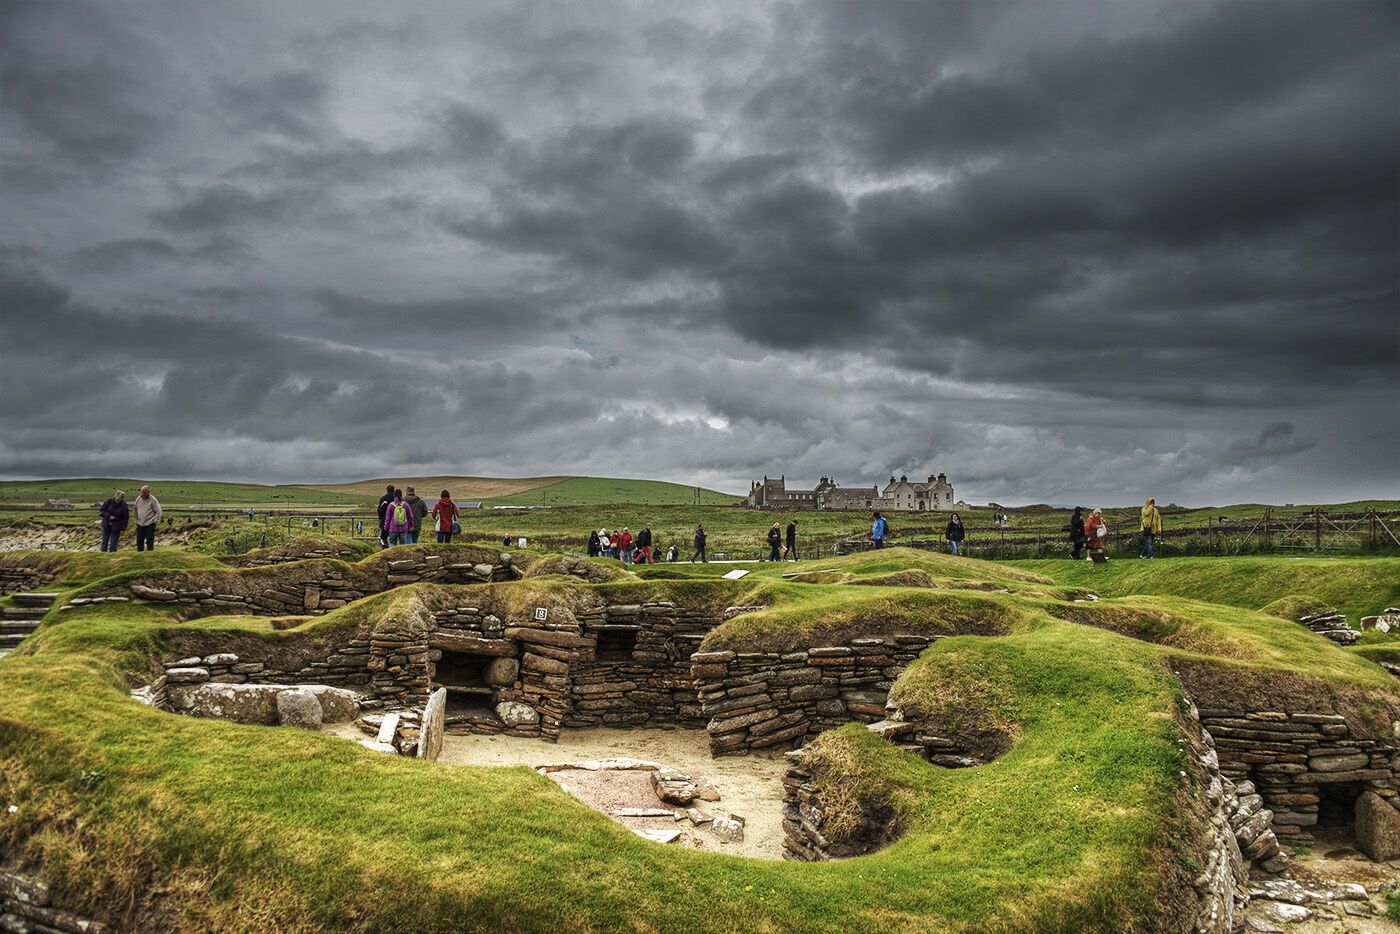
[534,607,548,622]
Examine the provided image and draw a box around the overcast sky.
[1,1,1396,505]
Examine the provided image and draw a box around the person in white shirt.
[133,485,162,551]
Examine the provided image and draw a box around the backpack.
[392,502,408,526]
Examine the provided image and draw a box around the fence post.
[1371,510,1377,550]
[1314,512,1321,551]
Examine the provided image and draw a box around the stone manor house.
[746,473,955,512]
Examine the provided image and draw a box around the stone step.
[0,620,40,633]
[0,633,31,647]
[10,593,58,607]
[2,608,47,620]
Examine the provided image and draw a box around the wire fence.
[826,509,1400,560]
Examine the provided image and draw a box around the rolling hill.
[0,475,740,508]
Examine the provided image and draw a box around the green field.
[0,478,364,508]
[1,541,1396,931]
[0,475,739,510]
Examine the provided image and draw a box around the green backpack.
[393,502,409,526]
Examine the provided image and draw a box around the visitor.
[502,533,512,548]
[636,523,653,564]
[404,486,429,545]
[691,524,707,563]
[587,529,601,557]
[1084,508,1107,562]
[785,520,797,561]
[619,527,634,564]
[246,507,255,521]
[766,522,782,561]
[666,544,678,562]
[383,490,412,546]
[1068,507,1086,560]
[133,485,162,551]
[945,513,965,556]
[599,528,612,558]
[99,490,128,552]
[1140,497,1162,559]
[431,490,459,544]
[376,484,395,547]
[871,511,889,549]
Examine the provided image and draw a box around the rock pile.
[1243,877,1379,930]
[1360,607,1400,633]
[1296,611,1360,645]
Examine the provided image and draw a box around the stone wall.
[0,566,55,596]
[1197,705,1398,845]
[78,548,524,618]
[1,867,109,934]
[691,635,938,756]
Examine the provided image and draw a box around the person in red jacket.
[431,490,459,544]
[1083,508,1108,562]
[618,527,634,564]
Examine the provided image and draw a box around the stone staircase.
[0,592,57,657]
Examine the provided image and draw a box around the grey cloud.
[0,1,1395,505]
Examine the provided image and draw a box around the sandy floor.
[327,723,791,859]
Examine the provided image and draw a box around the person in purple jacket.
[382,488,412,546]
[99,490,128,552]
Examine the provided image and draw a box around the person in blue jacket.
[871,512,889,549]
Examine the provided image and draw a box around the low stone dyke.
[0,566,56,596]
[74,548,526,618]
[691,635,938,756]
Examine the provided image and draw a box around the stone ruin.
[87,544,1398,930]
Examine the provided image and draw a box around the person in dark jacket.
[587,529,601,557]
[691,524,707,563]
[99,490,128,552]
[636,524,654,564]
[376,484,395,547]
[404,486,429,545]
[766,522,782,561]
[945,513,966,555]
[1068,507,1086,560]
[785,520,798,561]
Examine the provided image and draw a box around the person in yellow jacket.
[1140,498,1162,558]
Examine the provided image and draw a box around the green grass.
[1012,556,1400,624]
[0,478,365,508]
[1,545,1397,932]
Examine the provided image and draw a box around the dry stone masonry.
[691,636,937,756]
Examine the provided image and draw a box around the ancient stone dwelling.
[747,472,955,512]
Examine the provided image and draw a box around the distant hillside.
[485,476,738,506]
[0,475,739,508]
[297,476,567,501]
[0,478,362,507]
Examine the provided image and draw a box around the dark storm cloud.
[0,0,1395,504]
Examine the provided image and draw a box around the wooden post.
[1314,512,1321,552]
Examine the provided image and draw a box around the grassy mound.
[1,546,1397,932]
[1014,556,1400,623]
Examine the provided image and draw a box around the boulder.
[486,657,520,686]
[652,768,698,805]
[276,689,322,729]
[709,817,744,843]
[417,687,446,761]
[304,685,361,723]
[181,683,288,723]
[495,701,539,727]
[1354,791,1400,861]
